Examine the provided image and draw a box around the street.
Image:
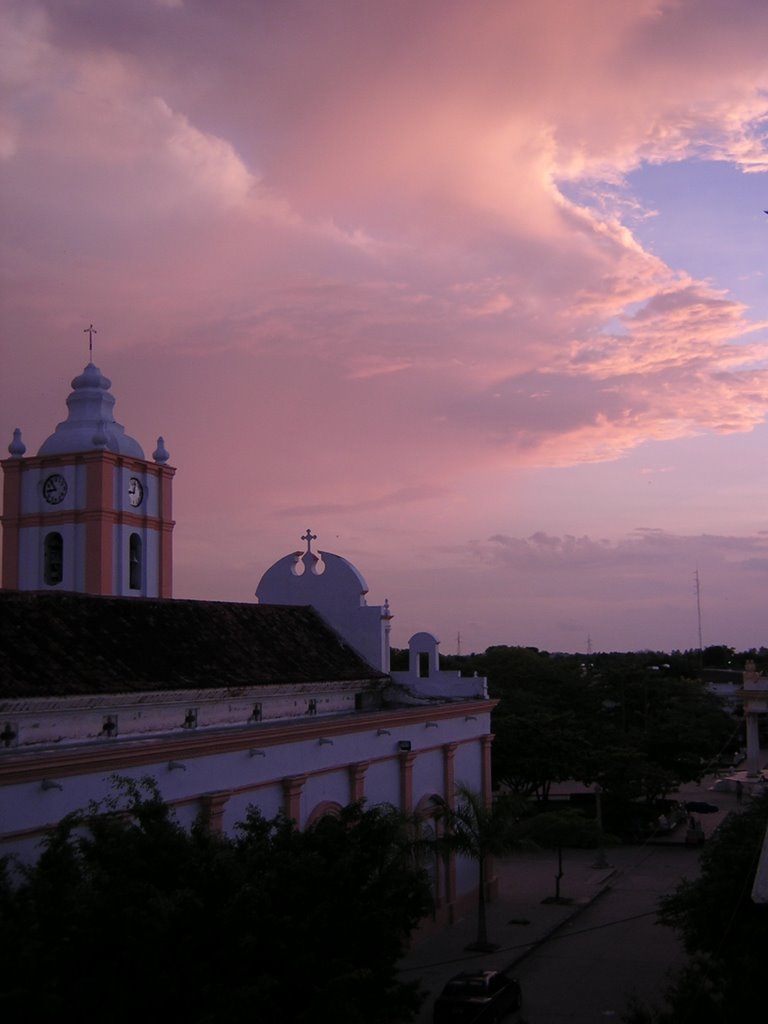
[513,844,694,1022]
[509,776,742,1022]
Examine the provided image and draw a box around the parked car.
[684,801,719,814]
[433,969,522,1023]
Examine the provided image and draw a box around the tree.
[475,646,728,806]
[0,777,434,1024]
[430,784,523,952]
[492,690,595,800]
[623,792,768,1023]
[432,645,734,808]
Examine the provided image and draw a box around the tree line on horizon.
[393,641,767,673]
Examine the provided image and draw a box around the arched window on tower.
[44,532,63,586]
[129,533,142,590]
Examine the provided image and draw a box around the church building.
[0,356,496,927]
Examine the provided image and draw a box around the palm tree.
[430,783,523,951]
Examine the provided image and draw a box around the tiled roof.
[0,591,385,697]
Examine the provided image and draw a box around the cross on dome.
[301,528,317,553]
[83,323,97,359]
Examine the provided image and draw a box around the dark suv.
[433,969,522,1023]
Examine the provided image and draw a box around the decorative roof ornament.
[153,436,170,464]
[301,528,317,554]
[92,419,109,449]
[7,428,26,458]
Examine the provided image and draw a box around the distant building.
[702,667,744,716]
[0,358,494,927]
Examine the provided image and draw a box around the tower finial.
[8,428,26,458]
[83,323,97,360]
[153,436,170,464]
[301,528,317,553]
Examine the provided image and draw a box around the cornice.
[0,699,496,785]
[2,452,175,474]
[8,510,169,529]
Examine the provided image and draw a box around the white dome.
[255,535,389,671]
[257,549,370,608]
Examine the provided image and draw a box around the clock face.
[42,473,68,505]
[128,477,144,508]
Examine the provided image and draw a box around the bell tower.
[1,359,175,597]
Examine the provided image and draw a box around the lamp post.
[592,784,611,870]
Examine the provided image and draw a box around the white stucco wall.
[21,461,89,513]
[363,756,402,808]
[0,703,494,879]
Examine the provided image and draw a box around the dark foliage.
[0,777,433,1024]
[623,792,768,1023]
[449,645,737,808]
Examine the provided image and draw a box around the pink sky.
[2,0,768,654]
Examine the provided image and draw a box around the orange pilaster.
[158,464,174,522]
[443,743,458,906]
[83,453,114,595]
[399,751,416,814]
[159,522,174,598]
[199,790,232,833]
[349,761,369,803]
[283,774,307,824]
[480,734,497,900]
[480,733,494,804]
[156,464,175,597]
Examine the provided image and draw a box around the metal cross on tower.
[83,323,97,359]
